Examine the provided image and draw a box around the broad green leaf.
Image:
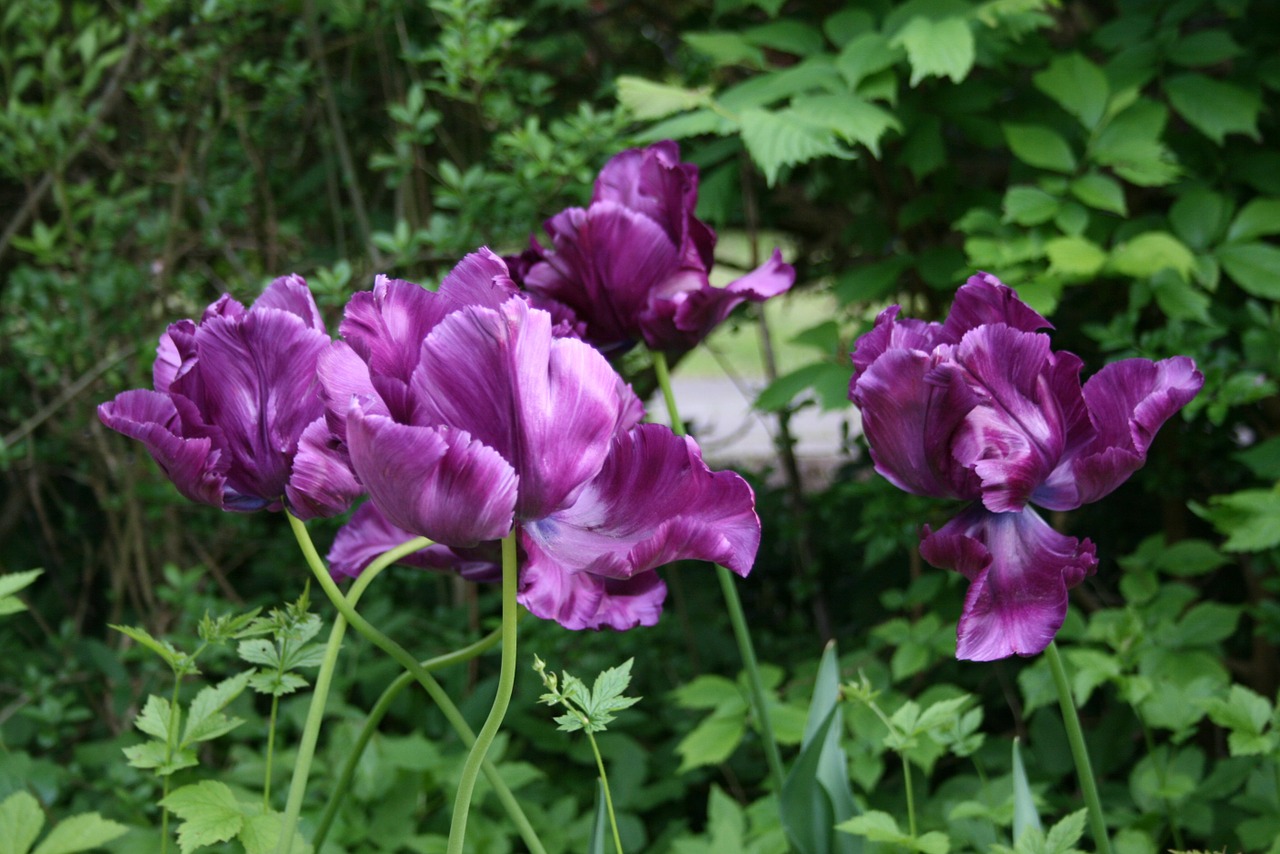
[834,256,912,303]
[1167,29,1243,67]
[835,32,902,89]
[676,711,747,772]
[890,15,975,86]
[160,781,245,854]
[1003,186,1059,225]
[1165,73,1261,145]
[756,362,852,412]
[249,671,309,697]
[31,813,128,854]
[237,639,279,668]
[1177,602,1240,645]
[1092,100,1179,186]
[744,21,826,56]
[1150,271,1211,322]
[719,58,845,112]
[791,94,901,157]
[671,674,743,710]
[1069,173,1126,215]
[1108,231,1195,280]
[1034,53,1108,129]
[1169,188,1231,251]
[1226,198,1280,242]
[1236,437,1280,480]
[0,568,42,601]
[1046,236,1106,277]
[1003,124,1076,173]
[0,791,43,854]
[616,76,712,120]
[836,810,907,844]
[123,741,198,776]
[683,32,764,67]
[184,671,251,745]
[637,109,732,142]
[1011,738,1041,841]
[739,107,852,186]
[1203,685,1273,738]
[1218,242,1280,298]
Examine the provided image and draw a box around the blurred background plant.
[2,0,1277,850]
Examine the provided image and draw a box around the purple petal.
[593,141,698,250]
[254,274,327,332]
[286,417,364,520]
[186,306,329,502]
[1036,356,1204,509]
[849,347,982,500]
[411,298,621,519]
[154,319,198,394]
[936,326,1072,512]
[849,306,947,379]
[346,402,517,546]
[920,505,1096,661]
[340,275,450,383]
[315,340,380,441]
[941,273,1051,339]
[328,502,500,582]
[517,560,667,630]
[98,390,229,508]
[520,423,760,579]
[436,247,519,310]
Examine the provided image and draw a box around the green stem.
[286,515,543,854]
[312,625,504,848]
[1045,641,1112,854]
[585,729,624,854]
[650,349,787,794]
[446,531,520,854]
[161,677,181,853]
[902,755,917,840]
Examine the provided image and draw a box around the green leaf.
[834,256,912,303]
[1003,124,1077,173]
[637,109,732,142]
[1169,188,1231,251]
[1069,173,1126,215]
[1150,270,1211,322]
[111,624,187,672]
[239,811,311,854]
[0,791,43,854]
[1177,602,1240,645]
[616,76,713,120]
[1194,487,1280,551]
[672,674,743,710]
[1165,73,1261,145]
[1044,809,1088,854]
[1227,198,1280,243]
[1167,29,1243,67]
[160,781,245,854]
[1236,437,1280,480]
[1108,231,1195,280]
[676,711,747,772]
[836,810,908,844]
[835,32,902,89]
[739,107,852,186]
[123,741,198,776]
[134,694,175,742]
[1218,242,1280,298]
[31,813,129,854]
[744,21,827,56]
[248,671,309,696]
[719,58,845,112]
[756,362,850,412]
[890,15,975,86]
[1092,100,1179,186]
[0,569,42,610]
[1203,684,1273,736]
[1003,186,1059,225]
[1034,53,1108,129]
[1045,236,1107,278]
[183,671,251,745]
[791,94,901,158]
[587,780,610,854]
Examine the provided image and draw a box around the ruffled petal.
[190,306,329,502]
[941,272,1051,339]
[254,274,327,332]
[520,423,759,579]
[436,247,519,310]
[154,319,198,394]
[315,340,380,441]
[593,140,696,248]
[648,249,795,351]
[850,348,982,500]
[920,505,1096,661]
[849,306,947,378]
[517,559,667,631]
[346,402,516,546]
[98,389,229,508]
[411,298,621,519]
[340,275,449,383]
[285,417,364,520]
[328,501,500,583]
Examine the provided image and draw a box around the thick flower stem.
[1045,641,1112,854]
[312,626,504,849]
[286,514,545,854]
[651,349,787,795]
[447,531,520,854]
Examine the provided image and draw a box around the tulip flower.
[849,273,1203,660]
[511,140,795,355]
[320,249,761,630]
[98,276,359,518]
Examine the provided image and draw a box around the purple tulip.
[321,249,761,630]
[98,276,358,518]
[848,273,1203,661]
[511,140,796,355]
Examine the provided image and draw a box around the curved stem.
[312,625,504,848]
[286,515,543,854]
[446,531,520,854]
[1045,641,1112,854]
[651,349,787,794]
[586,729,624,854]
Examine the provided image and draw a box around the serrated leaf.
[282,641,327,671]
[0,791,43,854]
[184,671,251,745]
[1034,53,1108,129]
[1003,185,1059,225]
[1044,809,1087,854]
[1109,231,1195,280]
[1227,198,1280,243]
[1069,173,1126,215]
[1203,684,1273,735]
[134,695,176,742]
[835,32,902,89]
[740,107,852,186]
[638,109,734,142]
[249,671,309,697]
[1046,236,1107,277]
[32,813,128,854]
[1218,242,1280,299]
[161,781,245,854]
[237,638,281,669]
[616,76,713,120]
[1092,101,1179,186]
[1004,124,1076,173]
[890,15,975,86]
[836,810,905,843]
[123,741,198,775]
[791,93,901,158]
[1165,73,1261,145]
[112,624,185,670]
[240,811,311,854]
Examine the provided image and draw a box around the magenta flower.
[98,276,358,518]
[511,140,796,355]
[320,249,761,630]
[849,273,1203,660]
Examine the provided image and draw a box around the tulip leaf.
[587,781,610,854]
[1003,124,1077,173]
[1012,738,1042,842]
[1165,73,1261,145]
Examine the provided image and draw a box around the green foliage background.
[1,0,1278,851]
